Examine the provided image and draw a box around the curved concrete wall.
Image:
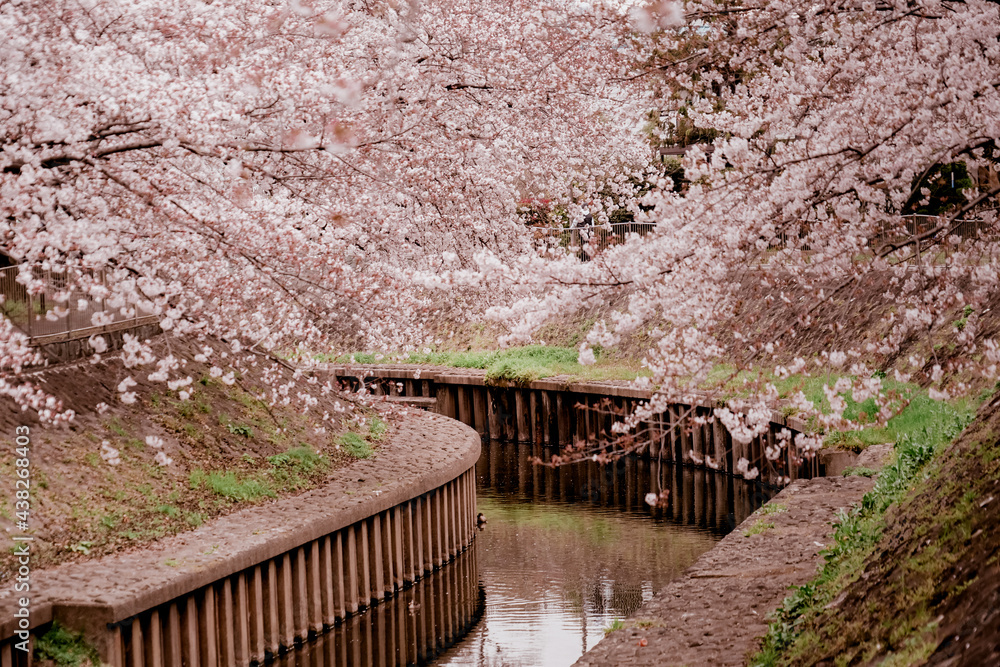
[0,412,480,667]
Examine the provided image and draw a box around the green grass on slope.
[751,407,978,667]
[328,345,648,385]
[705,364,979,451]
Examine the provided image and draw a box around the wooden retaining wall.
[324,365,819,487]
[0,414,479,667]
[270,541,482,666]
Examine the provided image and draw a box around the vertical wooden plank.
[472,387,488,436]
[433,488,445,568]
[487,389,501,441]
[515,390,529,443]
[306,540,323,633]
[392,505,405,591]
[164,602,183,666]
[457,385,472,428]
[234,572,252,665]
[541,391,553,445]
[319,535,335,627]
[384,510,397,596]
[107,626,125,667]
[345,527,360,615]
[333,531,347,622]
[182,596,201,667]
[199,586,218,667]
[130,618,145,667]
[217,581,236,667]
[402,501,416,585]
[262,559,280,655]
[278,552,296,648]
[247,567,266,663]
[414,496,427,577]
[370,515,385,603]
[422,493,434,575]
[359,521,373,608]
[145,609,164,667]
[503,390,518,442]
[292,546,309,638]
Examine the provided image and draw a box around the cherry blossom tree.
[492,0,1000,472]
[0,0,652,416]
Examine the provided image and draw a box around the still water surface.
[275,441,772,666]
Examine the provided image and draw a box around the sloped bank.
[0,411,480,667]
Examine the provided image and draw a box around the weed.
[953,305,975,331]
[369,416,388,440]
[69,541,93,555]
[33,621,101,667]
[189,469,275,501]
[84,452,100,467]
[185,511,206,527]
[744,520,775,537]
[758,503,788,516]
[267,446,325,473]
[226,422,254,438]
[604,619,624,635]
[842,466,877,478]
[107,416,128,438]
[338,432,374,459]
[165,558,180,567]
[157,504,181,518]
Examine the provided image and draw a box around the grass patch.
[604,618,624,635]
[758,503,788,516]
[369,416,388,440]
[33,622,101,667]
[705,364,976,452]
[267,445,324,472]
[190,444,331,503]
[338,432,374,459]
[744,520,776,537]
[750,412,970,666]
[225,421,254,438]
[189,469,275,502]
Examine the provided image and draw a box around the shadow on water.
[275,440,777,666]
[270,543,484,667]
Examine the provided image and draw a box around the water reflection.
[271,543,483,667]
[430,442,770,666]
[275,441,774,666]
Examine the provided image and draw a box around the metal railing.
[764,215,997,258]
[0,265,154,342]
[532,221,658,261]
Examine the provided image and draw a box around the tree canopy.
[3,0,1000,469]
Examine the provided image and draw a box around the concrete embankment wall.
[0,412,479,667]
[320,365,819,485]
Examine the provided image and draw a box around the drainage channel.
[276,440,776,666]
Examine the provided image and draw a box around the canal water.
[274,440,773,667]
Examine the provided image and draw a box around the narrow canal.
[274,440,774,666]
